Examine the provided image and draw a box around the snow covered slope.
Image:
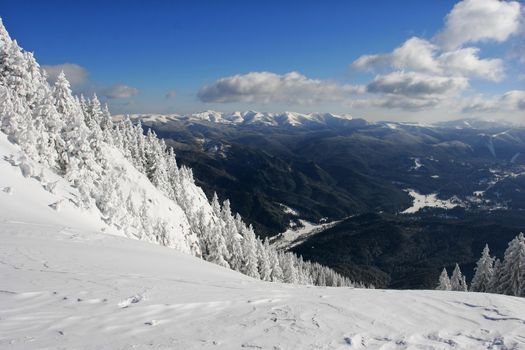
[2,139,525,349]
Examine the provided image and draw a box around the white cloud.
[462,90,525,113]
[42,63,139,99]
[198,71,364,104]
[367,71,468,97]
[363,71,469,111]
[353,37,438,73]
[436,0,522,50]
[165,90,177,98]
[353,37,504,81]
[103,84,139,99]
[42,63,89,87]
[437,47,504,81]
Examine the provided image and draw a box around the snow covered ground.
[402,189,461,214]
[2,220,525,349]
[1,132,525,350]
[272,219,342,250]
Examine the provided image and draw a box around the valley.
[134,111,525,288]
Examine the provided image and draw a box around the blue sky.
[1,0,524,122]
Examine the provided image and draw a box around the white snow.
[402,189,460,214]
[272,219,342,249]
[278,203,299,216]
[1,133,525,349]
[2,221,525,349]
[410,157,423,170]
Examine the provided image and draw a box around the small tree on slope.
[470,244,495,293]
[436,268,451,291]
[498,233,525,297]
[450,264,468,292]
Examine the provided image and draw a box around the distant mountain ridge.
[118,111,522,131]
[117,110,365,129]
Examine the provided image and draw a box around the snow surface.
[278,203,299,216]
[272,219,342,250]
[1,136,525,349]
[402,189,460,214]
[410,158,423,171]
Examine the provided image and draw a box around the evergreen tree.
[281,252,297,284]
[499,233,525,297]
[488,258,503,294]
[450,264,468,291]
[436,268,451,291]
[241,225,260,279]
[206,219,230,269]
[52,71,92,179]
[257,239,272,281]
[470,244,494,293]
[268,244,283,282]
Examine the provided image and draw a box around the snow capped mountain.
[120,110,358,128]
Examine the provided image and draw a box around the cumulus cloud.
[353,37,504,81]
[367,71,468,97]
[348,0,520,115]
[42,63,89,87]
[437,47,504,81]
[436,0,522,50]
[103,84,139,99]
[165,90,177,98]
[363,71,469,111]
[353,37,439,73]
[198,71,364,104]
[462,90,525,113]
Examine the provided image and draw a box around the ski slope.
[1,138,525,349]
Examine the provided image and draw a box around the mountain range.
[128,110,525,288]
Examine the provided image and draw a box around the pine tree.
[268,244,283,282]
[206,219,230,269]
[488,258,503,294]
[257,239,272,281]
[450,264,468,291]
[241,225,260,279]
[52,71,92,179]
[470,244,494,293]
[100,103,114,144]
[499,233,525,297]
[436,268,451,291]
[281,252,297,284]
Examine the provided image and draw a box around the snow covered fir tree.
[437,233,525,297]
[0,19,363,289]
